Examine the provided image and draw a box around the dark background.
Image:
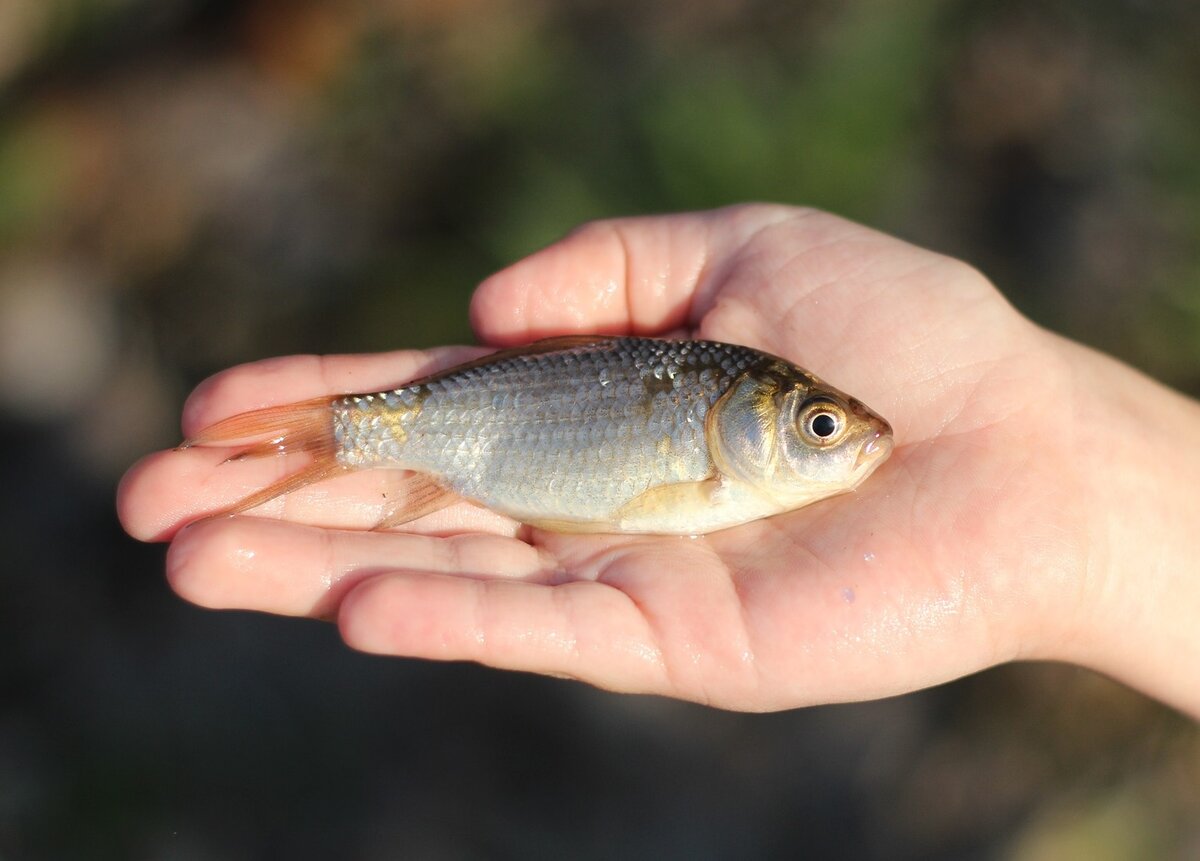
[1,1,1198,858]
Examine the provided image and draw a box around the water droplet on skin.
[841,587,856,603]
[863,552,875,563]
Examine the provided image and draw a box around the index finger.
[469,205,802,345]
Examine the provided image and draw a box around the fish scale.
[333,338,754,523]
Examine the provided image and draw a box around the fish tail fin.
[179,397,336,455]
[179,397,347,514]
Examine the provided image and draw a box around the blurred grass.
[640,2,936,217]
[0,112,71,243]
[0,1,1198,858]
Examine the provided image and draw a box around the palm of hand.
[120,207,1088,710]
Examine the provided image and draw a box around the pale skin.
[118,205,1200,717]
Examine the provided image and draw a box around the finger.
[118,446,518,541]
[181,346,489,436]
[338,572,670,695]
[470,206,781,344]
[166,516,560,617]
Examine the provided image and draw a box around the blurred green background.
[1,0,1198,858]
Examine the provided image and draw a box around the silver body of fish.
[185,336,893,534]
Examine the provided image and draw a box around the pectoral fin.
[612,477,723,527]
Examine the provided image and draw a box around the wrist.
[1053,338,1200,717]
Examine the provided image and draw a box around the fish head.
[777,388,893,497]
[709,363,893,510]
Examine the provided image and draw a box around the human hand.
[118,205,1200,715]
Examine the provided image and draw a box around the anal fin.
[374,473,461,529]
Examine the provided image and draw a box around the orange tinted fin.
[402,336,620,388]
[374,473,460,529]
[613,478,722,522]
[179,397,347,516]
[223,459,349,515]
[178,397,335,453]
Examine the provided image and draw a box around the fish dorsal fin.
[402,335,621,388]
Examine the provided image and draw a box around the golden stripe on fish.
[180,335,893,534]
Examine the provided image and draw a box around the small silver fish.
[182,336,893,534]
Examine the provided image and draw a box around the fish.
[180,335,893,534]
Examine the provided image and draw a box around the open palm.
[119,205,1095,710]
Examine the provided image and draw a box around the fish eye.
[810,412,838,438]
[800,400,846,444]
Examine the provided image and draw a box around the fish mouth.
[854,431,893,471]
